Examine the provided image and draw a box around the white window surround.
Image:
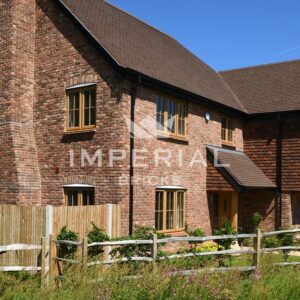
[156,186,186,190]
[63,184,95,188]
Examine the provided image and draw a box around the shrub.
[252,212,262,229]
[87,222,110,258]
[213,220,237,250]
[213,220,237,267]
[57,226,79,259]
[188,227,205,250]
[110,225,168,259]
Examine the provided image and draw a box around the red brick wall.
[0,0,42,204]
[34,1,131,233]
[128,84,244,234]
[239,191,276,232]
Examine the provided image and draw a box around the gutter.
[129,78,140,235]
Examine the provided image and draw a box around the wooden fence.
[2,228,300,287]
[0,204,120,268]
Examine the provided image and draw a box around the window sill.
[157,132,188,143]
[221,141,235,148]
[64,128,96,135]
[157,229,187,236]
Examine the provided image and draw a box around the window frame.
[66,86,96,132]
[221,117,234,145]
[64,188,95,206]
[156,96,187,139]
[155,189,186,233]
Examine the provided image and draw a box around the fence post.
[152,234,158,266]
[253,229,261,269]
[41,237,46,288]
[82,237,88,268]
[48,234,56,285]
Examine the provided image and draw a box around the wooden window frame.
[64,188,95,206]
[155,189,186,233]
[156,96,187,139]
[221,117,235,145]
[66,86,96,132]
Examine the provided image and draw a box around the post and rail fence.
[1,228,300,287]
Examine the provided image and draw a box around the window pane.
[155,191,164,230]
[82,190,95,206]
[166,192,174,230]
[74,110,79,127]
[91,90,96,107]
[84,108,90,126]
[177,103,186,135]
[166,100,175,133]
[177,192,184,229]
[156,97,164,131]
[221,118,227,141]
[90,107,96,126]
[73,192,78,206]
[67,192,73,206]
[83,90,96,127]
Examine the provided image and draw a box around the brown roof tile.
[220,60,300,114]
[59,0,245,112]
[207,145,276,189]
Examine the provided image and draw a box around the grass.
[1,255,300,300]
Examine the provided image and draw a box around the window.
[155,189,185,232]
[66,87,96,131]
[221,117,234,144]
[156,96,187,137]
[64,188,95,206]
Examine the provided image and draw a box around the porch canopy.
[207,145,276,191]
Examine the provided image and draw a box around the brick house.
[0,0,299,235]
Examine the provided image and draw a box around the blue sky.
[107,0,300,71]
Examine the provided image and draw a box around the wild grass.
[1,255,300,300]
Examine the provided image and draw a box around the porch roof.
[207,145,276,190]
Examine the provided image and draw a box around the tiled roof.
[207,145,276,189]
[59,0,245,112]
[220,60,300,114]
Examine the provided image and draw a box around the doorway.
[209,192,238,229]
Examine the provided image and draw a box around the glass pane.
[74,110,79,127]
[67,192,73,206]
[84,91,90,109]
[167,100,175,133]
[82,190,95,206]
[68,111,74,128]
[90,107,96,126]
[155,211,163,231]
[156,97,164,131]
[73,192,78,206]
[69,94,74,110]
[72,92,79,109]
[177,192,184,229]
[166,192,174,230]
[84,108,90,126]
[91,90,96,107]
[155,192,164,210]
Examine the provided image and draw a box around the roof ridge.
[219,58,300,73]
[206,144,245,156]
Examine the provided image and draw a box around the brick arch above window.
[64,74,99,89]
[62,175,96,187]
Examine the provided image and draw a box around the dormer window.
[66,85,96,132]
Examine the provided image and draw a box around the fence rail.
[1,228,300,287]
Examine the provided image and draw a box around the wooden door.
[218,192,238,229]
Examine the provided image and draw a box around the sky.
[107,0,300,71]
